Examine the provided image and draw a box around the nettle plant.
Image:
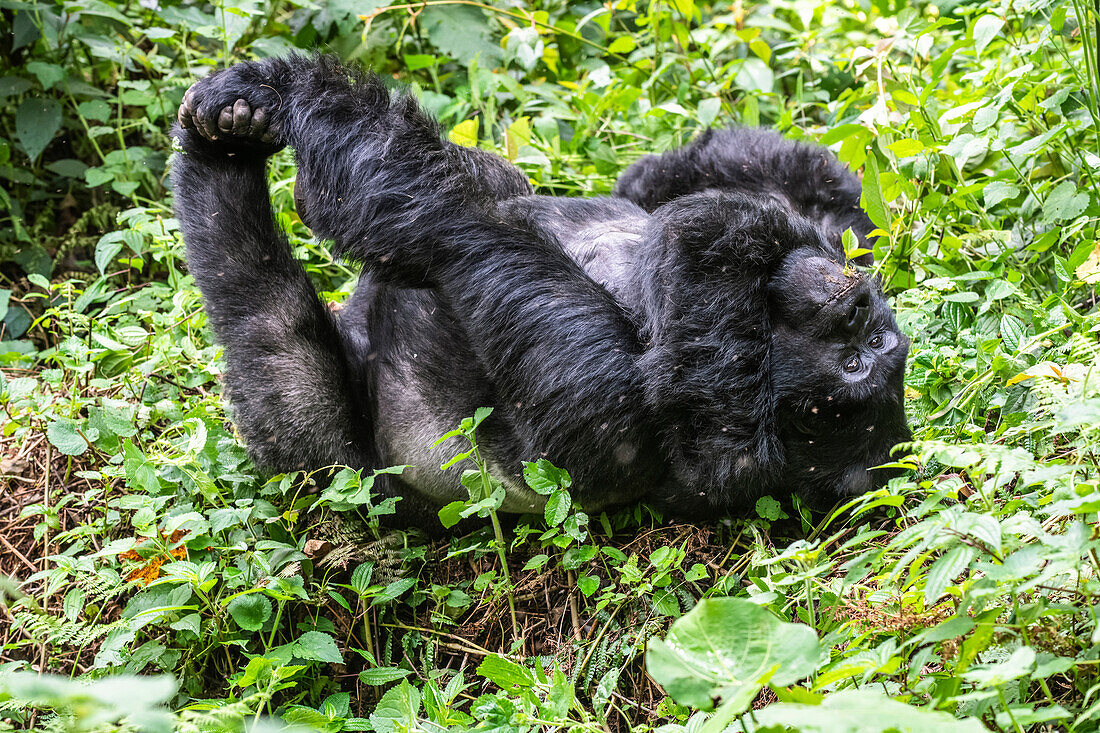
[3,0,1100,729]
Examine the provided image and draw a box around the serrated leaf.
[350,562,374,596]
[423,4,501,61]
[359,667,413,685]
[292,631,343,664]
[523,458,572,494]
[47,419,88,456]
[478,655,535,689]
[227,594,272,631]
[1000,314,1026,353]
[544,489,571,527]
[370,578,415,607]
[924,545,977,605]
[471,406,493,428]
[369,680,421,732]
[983,181,1019,208]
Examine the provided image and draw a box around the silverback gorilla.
[171,56,910,520]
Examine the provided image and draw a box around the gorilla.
[170,55,910,521]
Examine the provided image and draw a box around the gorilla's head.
[640,191,909,512]
[769,249,910,506]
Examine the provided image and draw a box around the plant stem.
[471,439,520,640]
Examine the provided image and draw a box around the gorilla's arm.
[174,56,666,494]
[612,128,874,260]
[171,129,375,473]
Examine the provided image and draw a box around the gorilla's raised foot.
[177,87,282,154]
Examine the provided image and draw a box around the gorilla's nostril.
[845,302,869,332]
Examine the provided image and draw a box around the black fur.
[170,55,910,521]
[614,127,877,264]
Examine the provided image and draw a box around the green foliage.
[647,597,820,721]
[3,0,1100,730]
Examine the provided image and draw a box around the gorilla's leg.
[612,128,874,261]
[174,57,665,501]
[171,125,375,474]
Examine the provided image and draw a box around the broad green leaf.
[963,646,1035,687]
[924,545,977,605]
[422,5,501,62]
[698,97,722,127]
[292,631,343,664]
[369,680,421,733]
[63,588,85,622]
[448,118,479,147]
[753,689,987,731]
[358,667,413,685]
[860,153,890,231]
[25,61,64,90]
[478,655,535,689]
[237,657,272,688]
[577,574,600,596]
[350,562,374,596]
[983,181,1019,208]
[16,97,61,162]
[755,495,781,521]
[95,234,124,275]
[370,578,415,606]
[438,500,465,528]
[1041,181,1089,223]
[471,406,493,428]
[887,138,924,157]
[1077,243,1100,283]
[47,419,88,456]
[734,57,773,93]
[77,99,111,122]
[972,14,1003,55]
[608,35,636,54]
[646,597,819,712]
[985,279,1016,300]
[1000,314,1027,352]
[544,489,571,526]
[227,594,272,631]
[523,458,572,494]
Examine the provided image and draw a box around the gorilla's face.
[768,248,910,506]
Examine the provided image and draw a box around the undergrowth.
[1,0,1099,730]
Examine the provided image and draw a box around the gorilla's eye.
[843,355,861,373]
[868,333,884,349]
